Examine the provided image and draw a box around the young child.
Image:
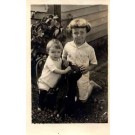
[62,18,102,103]
[37,39,71,111]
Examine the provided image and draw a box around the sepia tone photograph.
[30,4,108,124]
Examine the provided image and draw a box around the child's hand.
[80,65,89,74]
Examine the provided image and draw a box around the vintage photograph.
[31,4,108,123]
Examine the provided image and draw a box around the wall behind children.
[31,5,108,42]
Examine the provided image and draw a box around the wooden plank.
[31,5,47,12]
[81,10,108,22]
[61,10,108,26]
[31,5,54,13]
[33,12,48,20]
[87,23,108,36]
[62,10,108,22]
[61,5,93,12]
[61,16,108,29]
[61,5,108,20]
[86,29,107,42]
[89,16,108,27]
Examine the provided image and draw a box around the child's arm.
[53,66,71,74]
[80,47,97,74]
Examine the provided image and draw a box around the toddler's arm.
[53,66,71,74]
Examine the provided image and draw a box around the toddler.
[37,39,71,110]
[62,18,102,103]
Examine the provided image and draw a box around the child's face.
[49,47,62,61]
[72,28,87,46]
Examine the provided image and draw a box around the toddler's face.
[72,27,87,46]
[49,47,62,61]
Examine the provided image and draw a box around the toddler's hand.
[65,66,71,72]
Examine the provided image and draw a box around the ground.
[31,36,108,123]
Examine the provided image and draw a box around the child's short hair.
[67,18,91,33]
[46,39,63,54]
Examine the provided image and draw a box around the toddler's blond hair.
[46,39,63,54]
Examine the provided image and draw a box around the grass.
[31,36,108,123]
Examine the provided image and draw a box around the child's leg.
[86,80,102,101]
[38,89,47,110]
[78,81,102,103]
[89,80,102,92]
